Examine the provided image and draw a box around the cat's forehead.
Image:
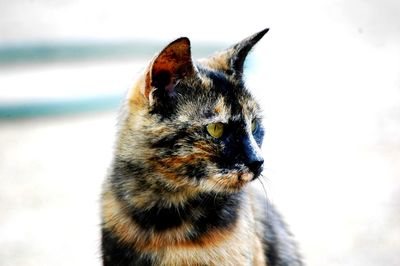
[196,66,233,93]
[176,66,260,123]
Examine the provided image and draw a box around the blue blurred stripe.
[0,94,123,119]
[0,42,225,65]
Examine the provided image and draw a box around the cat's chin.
[200,171,255,193]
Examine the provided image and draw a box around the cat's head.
[118,29,268,194]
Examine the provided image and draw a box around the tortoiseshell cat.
[101,29,302,265]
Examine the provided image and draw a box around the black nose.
[247,159,264,177]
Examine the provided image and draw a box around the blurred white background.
[1,0,399,265]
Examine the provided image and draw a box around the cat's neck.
[110,158,243,234]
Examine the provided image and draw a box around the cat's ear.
[202,28,269,78]
[144,37,195,102]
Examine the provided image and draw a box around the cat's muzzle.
[247,159,264,180]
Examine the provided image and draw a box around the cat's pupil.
[206,122,224,138]
[251,119,257,133]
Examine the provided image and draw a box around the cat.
[101,29,303,266]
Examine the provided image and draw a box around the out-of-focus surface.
[1,0,400,266]
[0,113,114,266]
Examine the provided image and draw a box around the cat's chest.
[159,242,252,266]
[154,197,266,266]
[158,225,253,266]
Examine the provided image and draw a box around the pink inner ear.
[165,80,175,94]
[145,37,194,100]
[151,68,176,94]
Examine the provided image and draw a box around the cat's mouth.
[208,169,256,192]
[237,172,255,185]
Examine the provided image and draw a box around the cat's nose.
[247,158,264,177]
[241,135,264,177]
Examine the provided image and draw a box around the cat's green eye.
[251,119,258,133]
[206,122,224,138]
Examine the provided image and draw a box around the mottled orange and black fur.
[101,29,302,265]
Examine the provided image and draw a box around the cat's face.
[119,29,268,194]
